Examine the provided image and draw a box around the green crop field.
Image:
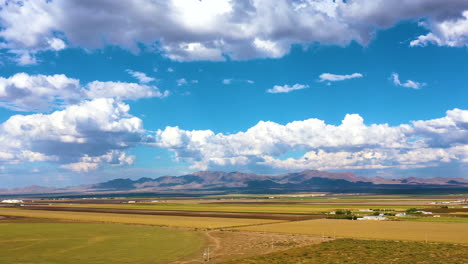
[0,208,283,228]
[0,222,204,264]
[222,239,468,264]
[236,219,468,244]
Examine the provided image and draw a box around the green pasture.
[0,223,204,264]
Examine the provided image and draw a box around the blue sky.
[0,0,467,187]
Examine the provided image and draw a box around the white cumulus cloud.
[60,150,135,172]
[411,11,468,47]
[267,84,309,94]
[223,79,255,85]
[319,73,363,82]
[391,73,425,89]
[0,73,81,111]
[84,81,168,101]
[126,69,155,84]
[0,73,168,111]
[2,0,468,63]
[150,109,468,172]
[0,98,143,171]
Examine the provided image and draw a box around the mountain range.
[1,170,468,196]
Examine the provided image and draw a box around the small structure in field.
[433,215,441,218]
[417,211,433,215]
[357,216,388,221]
[1,199,23,203]
[395,212,407,217]
[127,201,136,203]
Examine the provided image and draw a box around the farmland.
[0,208,282,228]
[15,193,468,224]
[1,193,467,263]
[25,202,419,214]
[403,216,468,223]
[17,196,456,215]
[0,222,204,264]
[222,239,468,264]
[236,218,468,244]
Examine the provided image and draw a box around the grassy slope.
[222,239,468,264]
[0,223,204,264]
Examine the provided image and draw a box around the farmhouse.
[1,199,23,203]
[357,216,388,221]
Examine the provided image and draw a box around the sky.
[0,0,467,188]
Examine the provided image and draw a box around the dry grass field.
[222,239,468,264]
[174,230,326,264]
[1,194,467,264]
[0,208,283,229]
[236,218,468,244]
[25,202,418,214]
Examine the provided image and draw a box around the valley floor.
[1,193,467,263]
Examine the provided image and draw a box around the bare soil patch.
[0,214,78,223]
[173,230,327,264]
[422,208,468,213]
[0,215,22,221]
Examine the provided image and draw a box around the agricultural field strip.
[34,198,457,204]
[402,217,468,223]
[234,218,468,244]
[0,223,204,264]
[0,208,284,229]
[26,202,423,214]
[21,206,320,221]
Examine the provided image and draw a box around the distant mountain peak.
[1,170,467,195]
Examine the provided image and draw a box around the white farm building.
[1,199,23,203]
[357,216,388,221]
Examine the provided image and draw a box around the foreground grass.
[222,239,468,264]
[236,219,468,244]
[0,208,282,228]
[0,223,204,264]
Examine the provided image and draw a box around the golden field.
[236,218,468,244]
[30,202,417,214]
[0,208,283,228]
